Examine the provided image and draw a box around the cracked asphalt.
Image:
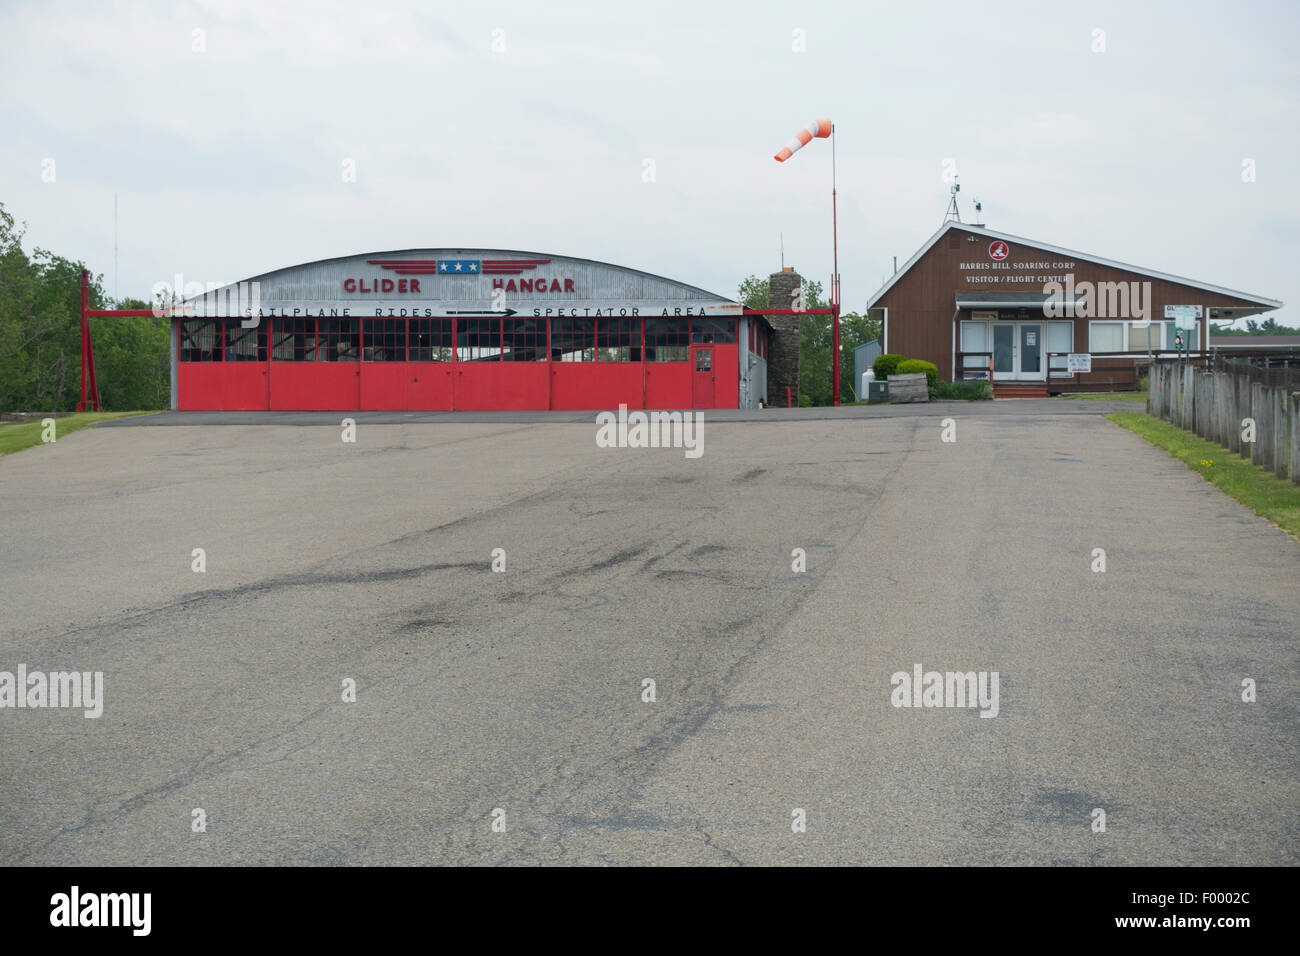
[2,404,1297,865]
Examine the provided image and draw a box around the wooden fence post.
[1239,377,1255,459]
[1251,383,1272,470]
[1224,371,1240,453]
[1291,391,1300,487]
[1276,387,1291,480]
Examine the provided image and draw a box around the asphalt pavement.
[1,404,1296,864]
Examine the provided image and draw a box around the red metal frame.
[79,267,165,411]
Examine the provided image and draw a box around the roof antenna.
[780,232,784,270]
[972,197,983,227]
[943,176,962,225]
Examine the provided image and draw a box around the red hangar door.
[691,345,715,408]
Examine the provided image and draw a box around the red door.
[691,346,715,408]
[406,364,454,410]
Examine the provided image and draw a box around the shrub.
[929,380,993,401]
[872,353,905,379]
[896,359,938,388]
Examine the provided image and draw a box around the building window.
[959,320,990,372]
[691,316,735,343]
[273,318,314,361]
[363,318,405,362]
[503,317,547,361]
[1088,321,1124,353]
[317,317,360,362]
[645,318,689,362]
[552,317,595,362]
[598,317,640,362]
[180,319,222,362]
[457,317,501,362]
[1048,321,1073,376]
[223,319,266,362]
[409,318,452,361]
[1126,321,1163,353]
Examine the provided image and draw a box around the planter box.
[887,373,929,404]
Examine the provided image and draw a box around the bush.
[896,359,938,388]
[872,353,905,379]
[929,380,993,401]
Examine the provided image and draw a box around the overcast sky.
[1,0,1296,323]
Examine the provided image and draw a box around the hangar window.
[409,318,452,361]
[273,318,315,361]
[645,318,689,362]
[363,318,405,361]
[503,317,547,361]
[180,319,222,362]
[223,319,266,362]
[599,317,640,362]
[318,317,360,362]
[457,317,502,362]
[691,317,735,344]
[553,317,595,362]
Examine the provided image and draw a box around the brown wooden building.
[865,223,1283,394]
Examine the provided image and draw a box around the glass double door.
[992,323,1043,381]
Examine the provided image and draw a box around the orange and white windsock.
[774,118,832,162]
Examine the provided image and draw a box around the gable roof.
[865,222,1283,311]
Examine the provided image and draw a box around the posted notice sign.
[1066,353,1092,373]
[1164,305,1203,321]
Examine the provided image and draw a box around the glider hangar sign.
[205,251,741,319]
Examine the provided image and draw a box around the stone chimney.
[766,267,802,407]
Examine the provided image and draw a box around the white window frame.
[1047,320,1074,377]
[959,320,991,377]
[1088,320,1125,354]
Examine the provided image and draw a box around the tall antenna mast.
[943,176,962,225]
[780,232,784,270]
[114,192,118,305]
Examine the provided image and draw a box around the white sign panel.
[1066,353,1092,373]
[1163,305,1203,321]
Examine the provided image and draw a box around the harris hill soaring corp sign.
[166,249,743,321]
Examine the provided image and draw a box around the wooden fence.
[1147,360,1300,485]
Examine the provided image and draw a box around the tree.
[0,200,166,412]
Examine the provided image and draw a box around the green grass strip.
[1063,390,1147,402]
[1107,411,1300,538]
[0,411,155,456]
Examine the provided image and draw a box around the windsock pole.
[831,124,840,406]
[773,118,840,405]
